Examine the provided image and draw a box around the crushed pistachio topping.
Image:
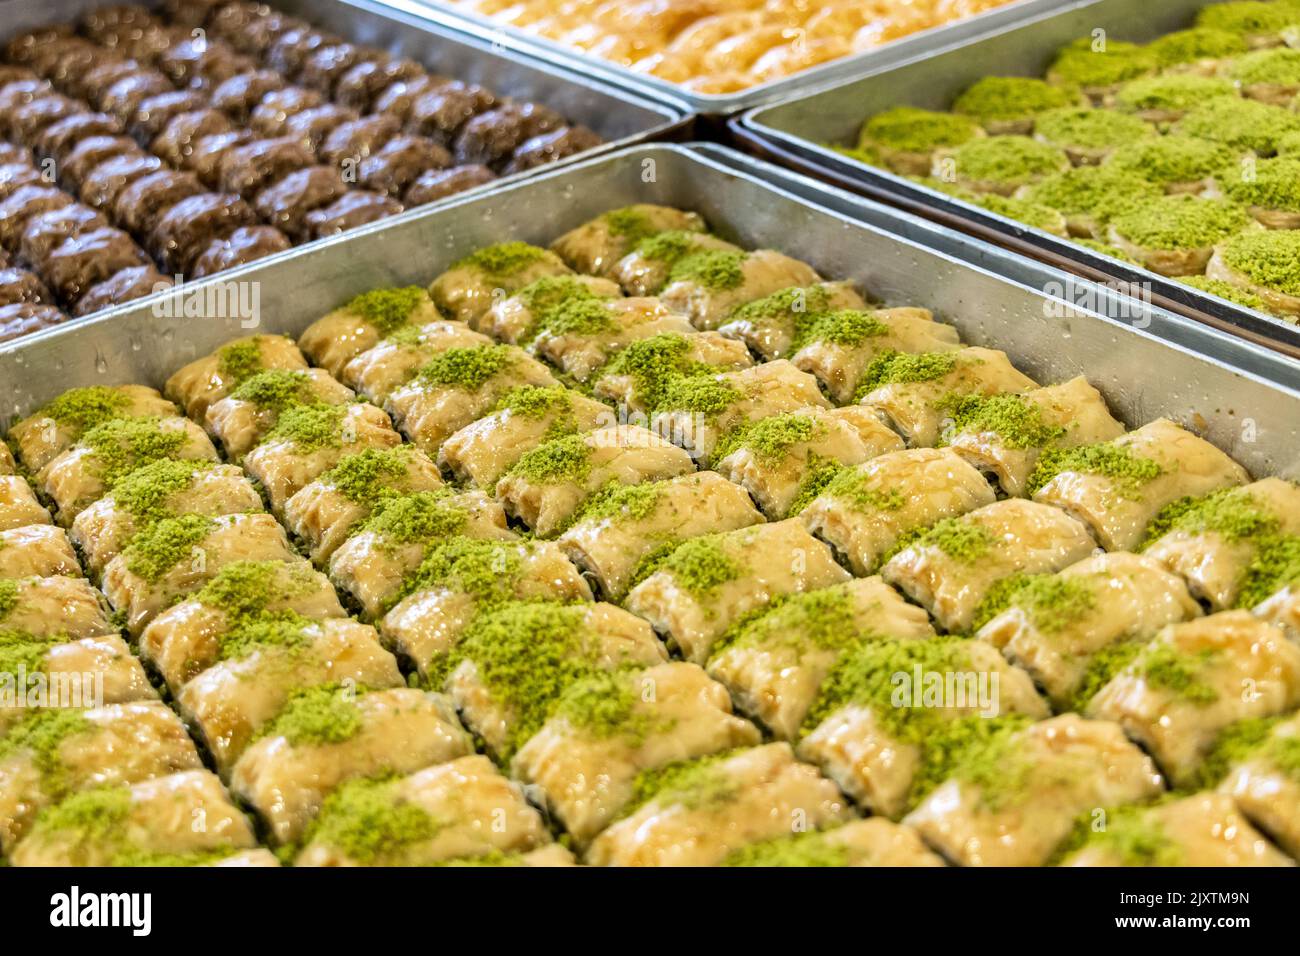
[1196,1,1300,36]
[905,516,995,563]
[507,433,592,485]
[320,447,413,503]
[215,339,266,383]
[1137,643,1220,704]
[631,230,717,268]
[855,349,960,399]
[414,344,518,391]
[1055,802,1182,865]
[601,206,660,244]
[0,708,90,797]
[802,309,888,347]
[511,276,606,345]
[1022,166,1160,223]
[1238,533,1300,608]
[972,571,1098,634]
[940,391,1065,448]
[949,135,1068,185]
[534,298,615,339]
[393,536,525,608]
[122,514,214,582]
[257,683,365,746]
[711,586,859,659]
[655,372,741,417]
[598,333,714,410]
[1048,39,1156,88]
[0,580,19,619]
[358,491,466,545]
[1218,229,1300,296]
[572,480,664,525]
[27,785,132,847]
[1028,439,1163,496]
[1110,195,1251,250]
[216,610,316,662]
[1144,485,1281,547]
[729,285,833,335]
[1114,74,1237,113]
[787,456,845,518]
[80,417,191,488]
[1147,26,1248,66]
[722,413,822,466]
[654,535,742,595]
[109,459,213,526]
[0,627,52,675]
[1196,715,1300,787]
[453,241,549,277]
[666,249,747,291]
[1217,156,1300,212]
[974,194,1069,234]
[1104,136,1239,187]
[345,287,428,335]
[227,369,315,412]
[264,403,345,452]
[302,776,442,864]
[952,76,1078,123]
[721,828,853,867]
[494,384,574,420]
[1035,107,1153,150]
[192,561,317,622]
[819,466,906,513]
[1178,275,1269,312]
[1069,639,1143,711]
[1177,96,1300,154]
[1279,131,1300,155]
[626,749,743,814]
[33,386,131,433]
[859,106,982,153]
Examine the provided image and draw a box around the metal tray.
[3,143,1295,485]
[390,0,1076,115]
[737,0,1300,357]
[0,0,687,329]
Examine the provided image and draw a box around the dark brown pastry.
[373,74,445,123]
[18,204,107,269]
[251,164,346,239]
[189,224,290,277]
[163,0,227,30]
[116,25,186,65]
[60,135,139,191]
[319,114,400,167]
[0,144,29,166]
[335,58,424,113]
[408,82,496,146]
[99,72,174,121]
[0,302,67,342]
[0,67,40,90]
[216,136,314,198]
[151,109,234,166]
[77,152,162,210]
[157,36,255,90]
[35,113,124,164]
[403,164,495,206]
[282,103,358,154]
[505,125,602,173]
[0,80,55,131]
[0,266,53,306]
[0,185,75,249]
[111,169,205,235]
[67,60,139,103]
[0,164,45,203]
[44,226,151,304]
[73,263,170,315]
[8,96,82,143]
[148,191,257,272]
[220,9,294,57]
[303,190,402,239]
[182,130,254,186]
[210,70,287,122]
[30,40,99,87]
[249,86,323,136]
[265,27,339,79]
[81,5,161,46]
[204,1,274,42]
[453,102,565,169]
[128,90,209,144]
[358,134,450,197]
[5,27,75,65]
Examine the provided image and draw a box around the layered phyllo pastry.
[716,282,870,361]
[340,320,492,405]
[429,242,571,325]
[9,384,178,472]
[298,286,443,378]
[0,524,81,579]
[658,250,821,330]
[1215,712,1300,857]
[165,334,308,421]
[550,205,707,278]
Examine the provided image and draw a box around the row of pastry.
[3,201,1299,865]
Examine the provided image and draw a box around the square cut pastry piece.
[979,551,1202,710]
[717,282,870,361]
[511,661,762,844]
[328,490,515,619]
[204,367,357,461]
[658,249,821,330]
[800,447,996,576]
[179,617,404,773]
[231,686,474,846]
[10,770,260,867]
[340,320,492,404]
[285,446,447,565]
[496,425,696,537]
[559,471,763,601]
[442,601,668,760]
[585,742,854,867]
[0,702,201,854]
[242,401,402,514]
[0,575,117,640]
[715,407,905,519]
[881,499,1097,633]
[796,638,1050,819]
[591,331,754,413]
[71,461,262,576]
[9,384,178,472]
[792,307,963,404]
[439,385,613,488]
[37,416,219,524]
[293,755,554,866]
[530,297,696,382]
[473,274,622,343]
[164,334,308,421]
[429,242,572,325]
[650,360,831,467]
[138,560,347,695]
[101,513,300,636]
[707,577,937,741]
[386,344,559,455]
[859,346,1037,448]
[549,205,707,277]
[625,519,852,665]
[904,714,1165,866]
[1061,793,1293,867]
[298,286,444,378]
[0,524,80,578]
[718,818,945,867]
[613,231,742,297]
[1144,478,1300,611]
[381,538,592,678]
[943,376,1125,498]
[1032,418,1250,552]
[1219,712,1300,858]
[1087,611,1300,787]
[0,475,51,531]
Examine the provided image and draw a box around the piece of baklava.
[204,367,356,460]
[720,818,945,867]
[716,283,871,361]
[591,331,754,413]
[612,230,743,297]
[550,205,707,277]
[429,241,571,325]
[298,286,443,378]
[530,297,697,382]
[339,320,493,404]
[8,385,179,473]
[658,249,821,330]
[475,274,623,343]
[1217,712,1300,858]
[164,334,308,421]
[0,524,80,578]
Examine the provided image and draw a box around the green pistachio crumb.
[1105,136,1240,187]
[952,76,1078,123]
[1218,227,1300,296]
[1109,195,1251,251]
[264,403,345,452]
[80,417,192,488]
[453,241,549,277]
[666,250,747,291]
[345,287,429,335]
[1028,439,1163,496]
[948,135,1069,185]
[1177,96,1300,154]
[1147,27,1248,66]
[123,514,214,582]
[33,386,131,433]
[257,683,365,747]
[859,106,982,153]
